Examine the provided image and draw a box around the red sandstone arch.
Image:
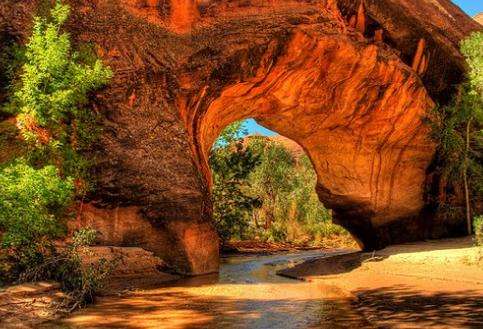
[197,30,435,249]
[1,0,479,274]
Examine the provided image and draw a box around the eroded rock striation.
[0,0,480,274]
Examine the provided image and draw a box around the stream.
[51,249,372,328]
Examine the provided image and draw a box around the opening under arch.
[209,119,357,249]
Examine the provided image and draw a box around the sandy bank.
[279,237,483,328]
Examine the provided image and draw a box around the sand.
[279,237,483,328]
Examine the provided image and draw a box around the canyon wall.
[0,0,480,274]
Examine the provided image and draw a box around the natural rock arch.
[198,30,435,250]
[1,0,480,274]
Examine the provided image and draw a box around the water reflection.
[45,249,371,329]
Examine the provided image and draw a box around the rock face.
[69,204,219,274]
[0,0,479,274]
[77,246,181,290]
[336,0,481,103]
[475,13,483,25]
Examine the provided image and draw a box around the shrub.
[0,160,74,283]
[4,1,111,193]
[19,231,115,308]
[0,161,73,249]
[50,228,113,308]
[72,227,98,247]
[0,1,112,307]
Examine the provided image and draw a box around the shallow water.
[47,249,372,329]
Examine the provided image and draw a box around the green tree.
[433,32,482,235]
[212,121,249,149]
[461,32,483,103]
[248,138,295,234]
[0,2,112,293]
[210,121,261,241]
[246,138,337,243]
[210,125,350,245]
[5,1,111,187]
[289,156,336,242]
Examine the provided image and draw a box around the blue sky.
[452,0,483,16]
[245,0,481,137]
[245,119,277,136]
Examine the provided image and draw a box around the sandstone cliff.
[0,0,480,274]
[475,13,483,25]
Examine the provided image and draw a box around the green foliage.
[210,122,350,245]
[4,1,111,192]
[213,121,249,149]
[247,138,296,241]
[0,2,112,305]
[210,122,261,241]
[19,235,115,307]
[0,161,74,250]
[246,138,338,244]
[474,216,483,246]
[7,2,111,132]
[0,39,23,118]
[50,230,115,307]
[0,160,74,284]
[430,32,483,229]
[72,227,98,247]
[461,32,483,103]
[58,255,113,307]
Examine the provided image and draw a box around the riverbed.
[51,249,372,328]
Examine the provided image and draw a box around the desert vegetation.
[210,121,353,247]
[0,2,112,307]
[430,31,482,238]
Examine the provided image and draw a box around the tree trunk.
[253,211,259,228]
[463,117,472,235]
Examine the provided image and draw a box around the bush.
[19,229,114,308]
[0,161,74,248]
[0,1,112,307]
[0,161,73,282]
[72,227,98,247]
[58,227,115,307]
[4,1,111,194]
